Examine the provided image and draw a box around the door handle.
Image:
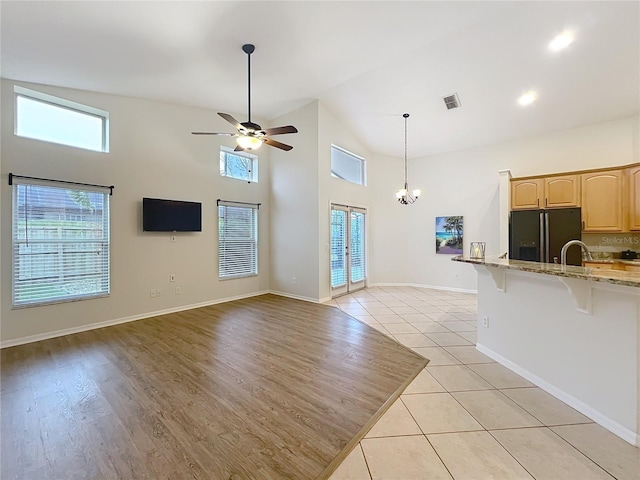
[545,212,550,263]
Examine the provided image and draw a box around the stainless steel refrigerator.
[509,208,582,266]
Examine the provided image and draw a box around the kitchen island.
[453,256,640,446]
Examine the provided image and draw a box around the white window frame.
[220,146,258,183]
[14,85,109,152]
[11,177,111,308]
[330,145,366,186]
[218,201,259,280]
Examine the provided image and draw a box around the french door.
[331,204,366,297]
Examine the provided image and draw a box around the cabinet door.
[544,175,580,208]
[511,179,543,210]
[581,170,623,232]
[630,165,640,231]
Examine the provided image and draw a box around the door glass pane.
[350,211,365,283]
[331,209,347,288]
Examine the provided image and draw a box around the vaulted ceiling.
[2,1,638,158]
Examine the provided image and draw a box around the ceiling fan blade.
[218,112,243,130]
[234,145,245,152]
[191,132,235,136]
[261,125,298,136]
[264,138,293,151]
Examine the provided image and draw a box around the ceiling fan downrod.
[242,44,255,125]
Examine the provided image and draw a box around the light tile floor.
[325,286,640,480]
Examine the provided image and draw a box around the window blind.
[350,210,366,283]
[218,202,258,279]
[330,209,347,288]
[12,178,110,307]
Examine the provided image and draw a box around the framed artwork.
[436,216,463,254]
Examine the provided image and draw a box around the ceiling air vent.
[443,93,460,110]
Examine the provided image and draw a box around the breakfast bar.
[453,256,640,446]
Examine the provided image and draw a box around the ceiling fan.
[192,44,298,152]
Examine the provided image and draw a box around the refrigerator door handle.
[545,212,550,263]
[539,212,545,262]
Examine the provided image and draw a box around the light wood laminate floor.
[1,294,427,479]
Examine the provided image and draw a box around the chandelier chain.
[396,112,420,205]
[404,113,408,186]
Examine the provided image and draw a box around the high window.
[331,145,365,185]
[218,201,258,279]
[220,147,258,182]
[14,86,109,152]
[12,178,111,307]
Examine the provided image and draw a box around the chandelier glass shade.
[396,113,420,204]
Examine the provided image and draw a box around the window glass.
[331,145,365,185]
[15,86,108,152]
[220,147,258,182]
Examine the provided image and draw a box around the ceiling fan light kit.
[192,44,298,152]
[396,113,420,205]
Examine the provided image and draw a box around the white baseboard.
[368,282,477,294]
[268,290,327,304]
[476,343,639,447]
[0,290,270,349]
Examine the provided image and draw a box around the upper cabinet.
[581,169,624,232]
[630,165,640,231]
[511,174,580,210]
[511,179,543,210]
[511,163,640,232]
[544,175,580,208]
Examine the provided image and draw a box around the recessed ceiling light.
[549,31,574,52]
[518,91,537,106]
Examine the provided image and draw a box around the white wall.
[1,80,272,344]
[366,153,411,285]
[368,115,640,292]
[268,101,320,301]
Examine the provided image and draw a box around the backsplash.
[582,233,640,259]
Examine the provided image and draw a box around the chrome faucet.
[560,240,593,265]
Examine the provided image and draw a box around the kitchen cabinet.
[581,169,624,232]
[511,175,580,210]
[583,261,626,271]
[544,175,580,208]
[511,178,543,210]
[630,165,640,231]
[625,263,640,273]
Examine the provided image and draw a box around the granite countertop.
[452,256,640,288]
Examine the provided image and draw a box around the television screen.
[142,197,202,232]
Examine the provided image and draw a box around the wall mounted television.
[142,197,202,232]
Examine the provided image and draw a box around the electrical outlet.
[157,289,162,297]
[171,235,176,243]
[150,289,157,298]
[170,274,175,282]
[175,287,181,295]
[482,316,489,328]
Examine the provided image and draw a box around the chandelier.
[396,113,421,204]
